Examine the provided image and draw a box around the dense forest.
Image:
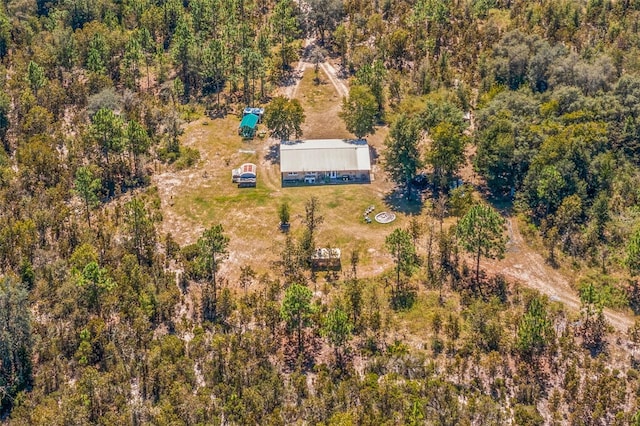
[2,0,640,424]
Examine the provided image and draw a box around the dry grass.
[154,66,413,283]
[297,68,351,139]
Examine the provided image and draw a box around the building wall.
[282,169,370,185]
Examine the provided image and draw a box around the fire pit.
[375,212,396,224]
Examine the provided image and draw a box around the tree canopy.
[383,114,423,196]
[264,96,305,141]
[340,85,377,139]
[281,283,314,356]
[457,204,507,284]
[0,0,639,423]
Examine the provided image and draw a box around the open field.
[297,68,351,139]
[154,65,407,282]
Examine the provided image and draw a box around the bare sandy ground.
[319,61,349,98]
[281,37,348,101]
[496,218,633,333]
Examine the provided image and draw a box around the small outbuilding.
[239,113,259,139]
[232,163,257,187]
[311,248,341,270]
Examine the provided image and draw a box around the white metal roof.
[232,163,257,177]
[280,139,371,173]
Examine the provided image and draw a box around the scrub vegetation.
[2,0,640,424]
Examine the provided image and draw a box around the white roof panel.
[280,139,371,173]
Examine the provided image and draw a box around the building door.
[330,171,337,179]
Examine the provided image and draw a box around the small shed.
[239,113,259,138]
[311,248,341,270]
[232,163,257,187]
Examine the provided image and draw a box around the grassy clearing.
[298,68,351,139]
[155,67,410,281]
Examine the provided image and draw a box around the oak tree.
[340,85,377,139]
[264,96,305,141]
[383,114,422,197]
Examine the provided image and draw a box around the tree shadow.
[545,256,560,269]
[204,104,228,119]
[282,331,321,372]
[278,68,304,88]
[486,194,516,216]
[628,280,640,315]
[265,143,280,165]
[312,76,329,86]
[455,271,509,304]
[301,43,315,60]
[383,187,423,215]
[369,145,379,165]
[336,66,350,79]
[275,44,316,88]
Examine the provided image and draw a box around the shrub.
[174,147,201,170]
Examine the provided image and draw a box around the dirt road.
[499,218,634,334]
[319,61,348,98]
[280,38,349,100]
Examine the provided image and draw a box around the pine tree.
[26,61,47,99]
[456,204,506,285]
[281,283,313,356]
[516,296,554,360]
[322,306,352,365]
[74,166,101,228]
[0,277,32,413]
[197,224,230,321]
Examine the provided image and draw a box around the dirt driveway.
[496,218,634,334]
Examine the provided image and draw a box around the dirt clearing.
[493,218,635,334]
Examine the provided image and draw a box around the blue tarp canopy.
[240,113,259,129]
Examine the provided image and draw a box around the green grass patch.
[298,69,339,110]
[578,273,629,310]
[395,291,460,336]
[174,147,201,170]
[211,189,271,206]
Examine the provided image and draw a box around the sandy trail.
[281,37,349,100]
[281,61,307,99]
[498,218,634,333]
[320,61,349,98]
